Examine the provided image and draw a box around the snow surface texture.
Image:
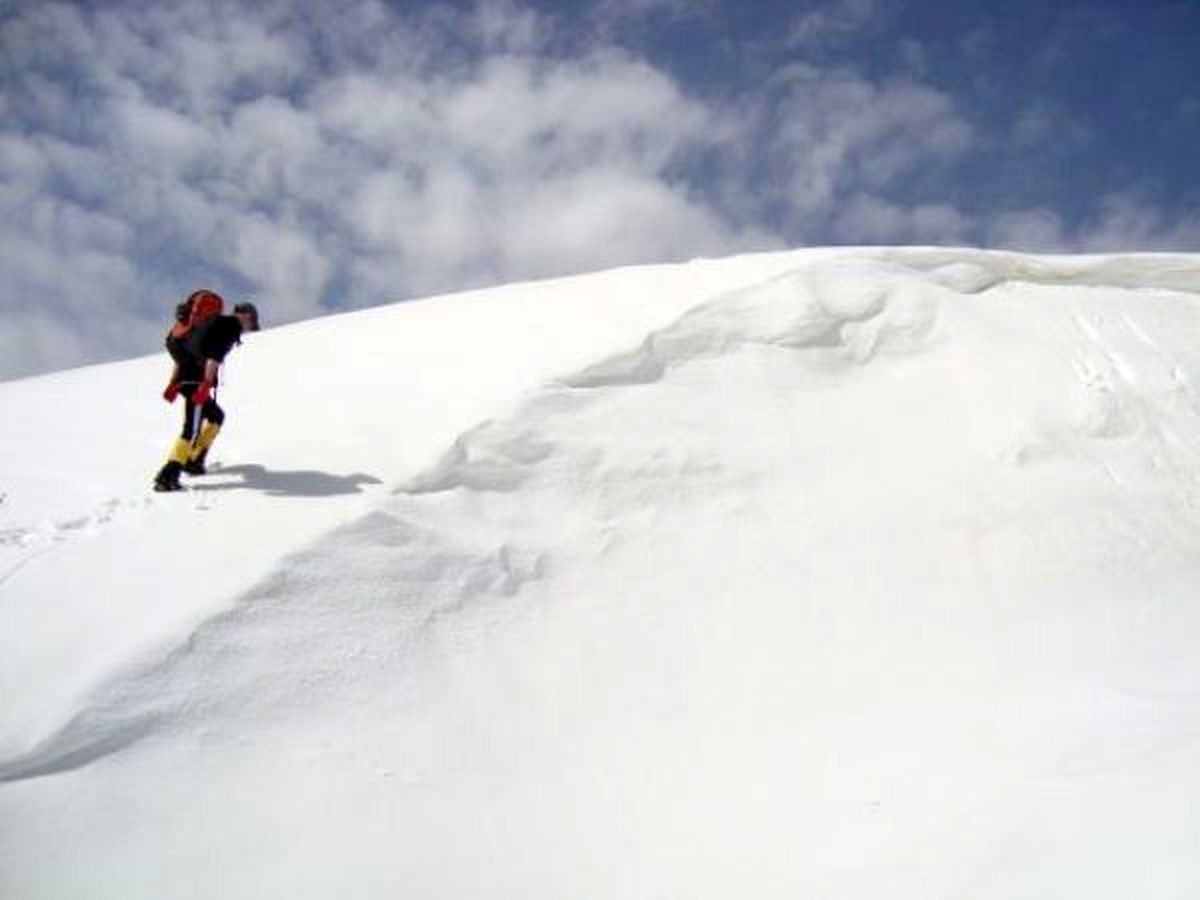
[2,248,1200,898]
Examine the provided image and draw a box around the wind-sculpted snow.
[3,250,1200,899]
[563,261,936,389]
[0,507,548,782]
[2,259,946,780]
[892,248,1200,296]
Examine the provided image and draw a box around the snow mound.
[2,249,1200,899]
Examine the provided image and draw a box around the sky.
[1,0,1198,381]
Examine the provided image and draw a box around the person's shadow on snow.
[192,464,382,498]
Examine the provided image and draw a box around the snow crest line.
[406,261,939,496]
[881,248,1200,297]
[562,261,934,390]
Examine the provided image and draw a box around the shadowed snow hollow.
[2,250,1200,899]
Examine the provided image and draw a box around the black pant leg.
[180,394,204,441]
[203,397,225,427]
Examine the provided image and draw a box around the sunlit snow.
[2,248,1199,898]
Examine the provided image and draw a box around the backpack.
[166,289,224,368]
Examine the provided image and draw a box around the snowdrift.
[2,248,1200,898]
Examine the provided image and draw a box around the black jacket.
[177,315,244,382]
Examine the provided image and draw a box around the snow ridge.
[1,258,943,782]
[3,249,1200,899]
[6,253,1199,786]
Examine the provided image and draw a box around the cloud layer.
[0,0,1196,379]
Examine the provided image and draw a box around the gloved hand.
[192,379,214,407]
[163,381,180,403]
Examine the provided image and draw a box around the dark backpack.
[166,290,223,368]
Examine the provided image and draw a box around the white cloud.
[832,194,971,245]
[1006,101,1091,155]
[0,313,97,384]
[0,187,150,381]
[110,97,211,174]
[1076,194,1200,252]
[499,168,755,275]
[749,66,973,226]
[588,0,717,28]
[224,214,331,319]
[787,0,884,49]
[439,51,707,175]
[465,0,547,52]
[980,196,1200,254]
[225,96,327,212]
[300,42,741,300]
[984,208,1069,251]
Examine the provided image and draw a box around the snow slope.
[2,248,1200,898]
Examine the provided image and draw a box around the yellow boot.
[170,437,193,464]
[153,438,192,491]
[184,422,221,475]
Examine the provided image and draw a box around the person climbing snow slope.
[154,291,260,492]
